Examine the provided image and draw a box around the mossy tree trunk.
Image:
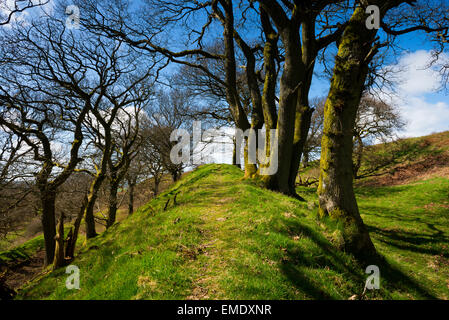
[84,109,115,239]
[287,12,344,198]
[318,6,380,258]
[259,8,279,182]
[229,11,265,179]
[288,102,313,198]
[257,2,344,197]
[287,16,316,198]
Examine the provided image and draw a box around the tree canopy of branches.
[0,9,157,265]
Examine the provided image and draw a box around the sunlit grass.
[11,164,449,300]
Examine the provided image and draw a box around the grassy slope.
[299,131,449,185]
[357,178,449,298]
[0,235,45,266]
[16,164,449,300]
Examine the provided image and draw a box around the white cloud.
[384,50,449,138]
[399,97,449,137]
[394,50,442,95]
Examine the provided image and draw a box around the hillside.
[12,160,449,299]
[299,131,449,187]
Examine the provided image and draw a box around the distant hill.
[299,131,449,187]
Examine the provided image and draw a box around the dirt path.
[185,175,236,300]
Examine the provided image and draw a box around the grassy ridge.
[15,164,449,299]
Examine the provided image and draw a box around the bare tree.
[143,89,192,183]
[352,96,405,178]
[125,146,153,215]
[0,18,95,265]
[81,72,154,238]
[0,130,33,240]
[105,105,145,228]
[0,9,156,264]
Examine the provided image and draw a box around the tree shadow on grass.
[367,224,449,258]
[355,185,413,198]
[275,220,365,299]
[275,219,437,299]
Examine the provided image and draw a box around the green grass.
[0,230,26,252]
[0,234,45,266]
[356,178,449,299]
[13,164,449,300]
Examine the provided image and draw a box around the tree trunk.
[153,177,160,196]
[302,150,310,168]
[52,212,65,269]
[233,28,264,179]
[287,15,318,198]
[84,175,105,239]
[40,190,57,266]
[232,137,241,168]
[288,104,313,198]
[353,134,364,179]
[128,181,135,215]
[243,137,258,178]
[171,171,181,182]
[318,6,378,259]
[65,195,88,260]
[106,181,119,228]
[267,27,304,194]
[217,0,252,176]
[259,9,279,184]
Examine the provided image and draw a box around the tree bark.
[288,104,313,198]
[287,15,319,198]
[256,2,306,195]
[65,195,87,260]
[84,174,105,239]
[317,6,378,258]
[268,26,304,195]
[231,18,265,178]
[259,9,279,184]
[128,180,135,215]
[232,137,241,168]
[353,134,364,179]
[52,212,65,269]
[106,180,119,228]
[40,189,57,266]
